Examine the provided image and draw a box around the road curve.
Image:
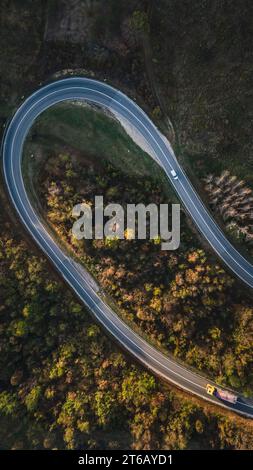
[2,77,253,418]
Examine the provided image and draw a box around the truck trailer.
[206,384,237,404]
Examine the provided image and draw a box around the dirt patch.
[44,0,99,43]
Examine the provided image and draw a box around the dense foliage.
[1,0,253,450]
[1,209,253,449]
[31,142,253,395]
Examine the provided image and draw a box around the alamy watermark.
[72,196,180,251]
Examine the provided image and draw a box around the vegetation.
[203,171,253,254]
[1,208,253,450]
[148,0,253,259]
[26,102,163,179]
[24,103,253,398]
[149,0,253,179]
[1,0,253,450]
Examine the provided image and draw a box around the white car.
[170,169,178,180]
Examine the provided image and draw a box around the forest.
[1,0,253,450]
[25,108,253,399]
[1,206,253,449]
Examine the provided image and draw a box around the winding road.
[2,77,253,418]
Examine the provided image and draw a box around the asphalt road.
[2,77,253,418]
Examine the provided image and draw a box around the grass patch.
[29,101,174,189]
